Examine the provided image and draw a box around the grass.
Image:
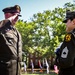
[21,68,58,75]
[21,71,57,75]
[22,73,57,75]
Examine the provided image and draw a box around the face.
[65,19,75,32]
[4,12,19,25]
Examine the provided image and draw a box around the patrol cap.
[63,10,75,23]
[2,5,21,17]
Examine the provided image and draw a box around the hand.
[8,13,19,21]
[8,13,19,25]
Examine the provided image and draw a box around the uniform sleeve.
[0,20,11,32]
[0,20,11,28]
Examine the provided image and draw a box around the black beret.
[2,5,21,13]
[63,10,75,23]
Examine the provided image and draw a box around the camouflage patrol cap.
[63,10,75,23]
[2,5,21,16]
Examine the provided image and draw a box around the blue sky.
[0,0,73,21]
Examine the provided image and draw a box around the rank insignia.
[65,34,71,42]
[16,5,20,10]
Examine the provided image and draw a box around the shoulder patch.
[65,34,71,42]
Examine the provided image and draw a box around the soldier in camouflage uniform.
[0,5,22,75]
[56,10,75,75]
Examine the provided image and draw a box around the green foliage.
[15,2,75,59]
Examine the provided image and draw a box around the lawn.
[22,74,57,75]
[21,71,57,75]
[21,68,58,75]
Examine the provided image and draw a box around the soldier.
[0,5,22,75]
[57,10,75,75]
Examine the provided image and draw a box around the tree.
[15,2,75,61]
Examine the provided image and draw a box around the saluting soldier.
[0,5,22,75]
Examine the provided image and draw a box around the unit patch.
[65,34,71,42]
